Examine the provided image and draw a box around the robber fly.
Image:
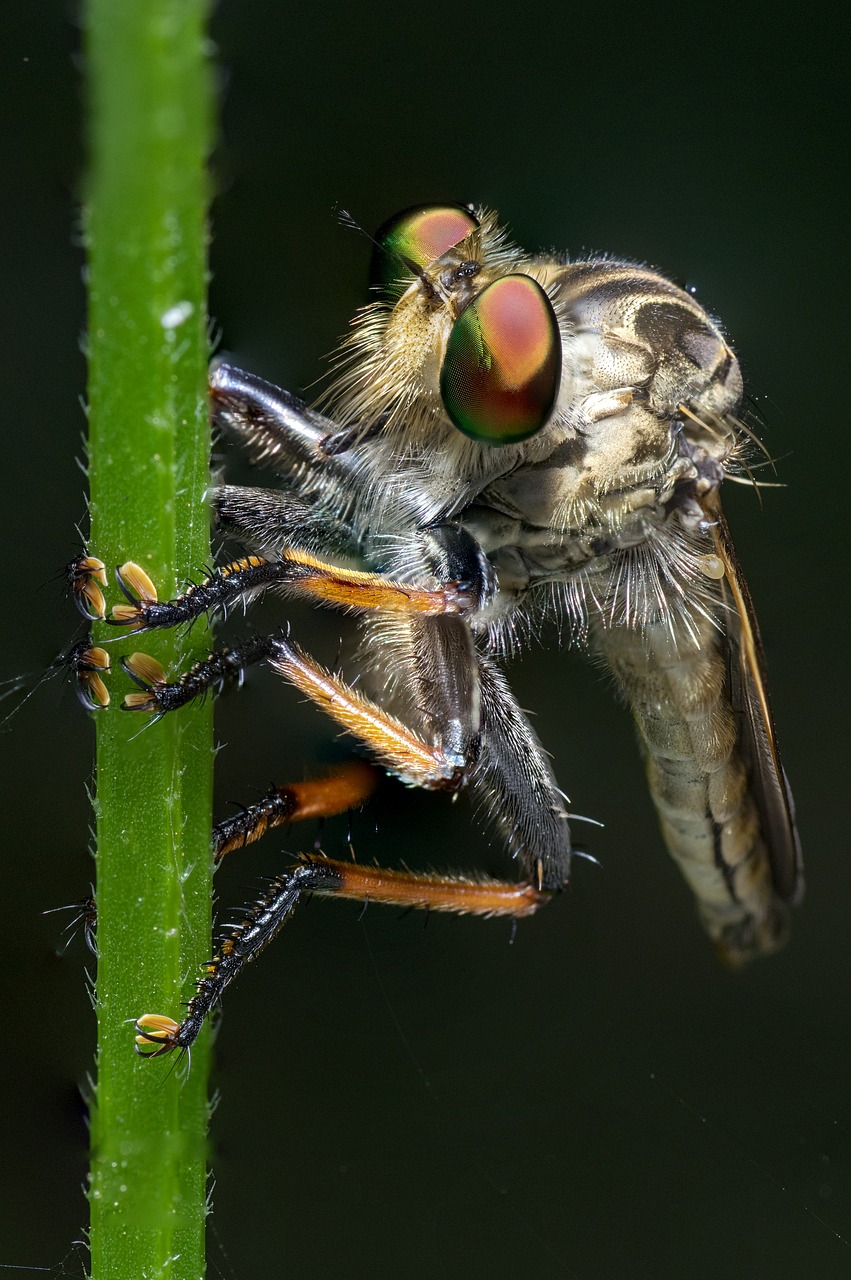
[78,204,801,1056]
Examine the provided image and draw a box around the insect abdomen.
[593,614,790,963]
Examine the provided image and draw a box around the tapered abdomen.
[593,612,790,963]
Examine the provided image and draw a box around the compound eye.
[370,204,479,296]
[440,275,561,445]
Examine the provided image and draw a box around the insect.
[90,203,802,1057]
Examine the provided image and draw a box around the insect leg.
[120,635,274,714]
[470,654,573,891]
[107,553,473,632]
[121,634,467,788]
[210,360,353,483]
[133,617,566,1058]
[213,759,379,861]
[213,483,357,558]
[210,364,483,536]
[135,851,549,1056]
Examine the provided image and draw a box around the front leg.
[107,553,474,633]
[213,483,356,558]
[210,360,354,486]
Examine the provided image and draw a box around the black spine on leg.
[212,785,298,858]
[175,857,343,1050]
[123,635,279,713]
[111,559,321,631]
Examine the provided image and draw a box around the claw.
[110,562,159,629]
[67,554,108,621]
[134,1013,181,1057]
[121,652,166,712]
[68,640,111,709]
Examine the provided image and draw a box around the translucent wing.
[707,495,803,905]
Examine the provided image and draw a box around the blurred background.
[1,3,847,1277]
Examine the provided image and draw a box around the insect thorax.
[327,232,743,649]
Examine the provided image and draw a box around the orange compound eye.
[369,204,479,297]
[440,275,561,445]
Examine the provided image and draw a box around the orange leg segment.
[315,857,547,917]
[214,760,380,861]
[275,550,472,615]
[110,552,472,632]
[121,636,466,790]
[136,852,552,1056]
[269,641,464,789]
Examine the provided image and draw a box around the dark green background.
[2,4,847,1278]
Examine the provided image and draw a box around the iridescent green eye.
[440,275,561,445]
[370,204,479,296]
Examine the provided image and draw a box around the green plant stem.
[85,3,213,1277]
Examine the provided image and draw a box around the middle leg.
[121,631,469,789]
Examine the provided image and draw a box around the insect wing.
[709,499,803,905]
